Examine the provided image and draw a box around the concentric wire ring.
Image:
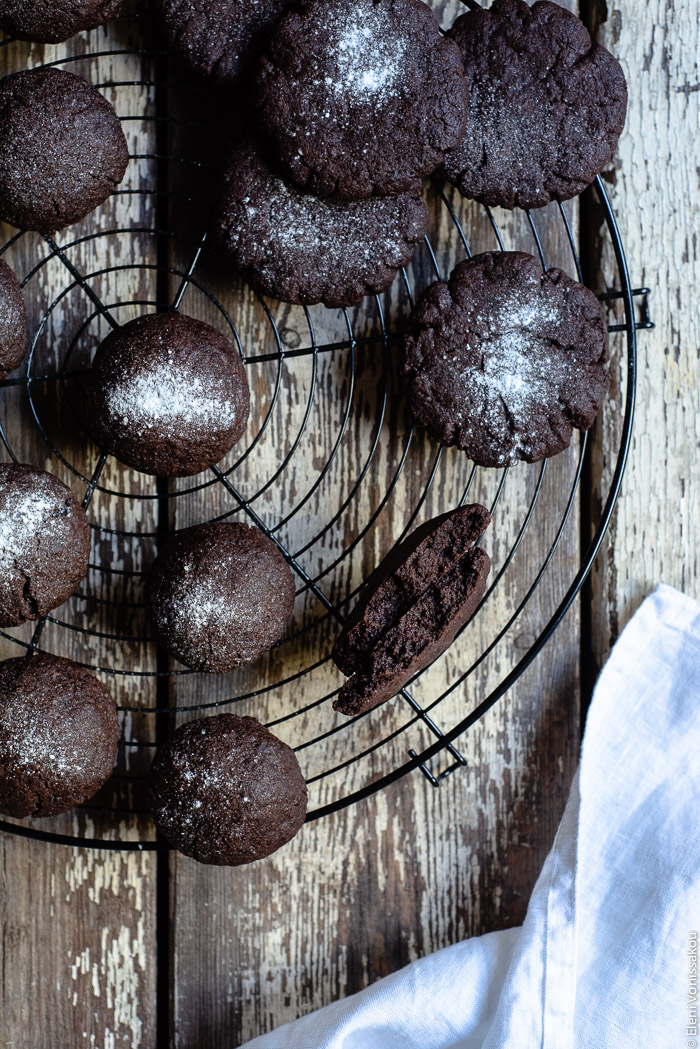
[0,15,639,848]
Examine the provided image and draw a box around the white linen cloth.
[243,584,700,1049]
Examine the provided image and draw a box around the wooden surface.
[0,1,696,1046]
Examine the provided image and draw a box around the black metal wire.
[0,19,643,849]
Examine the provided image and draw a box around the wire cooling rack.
[0,5,652,850]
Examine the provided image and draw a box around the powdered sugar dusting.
[470,331,559,459]
[1,693,84,780]
[324,4,406,101]
[151,545,267,671]
[104,356,236,439]
[156,734,247,832]
[158,553,247,639]
[461,289,569,464]
[235,177,411,266]
[221,148,425,303]
[0,470,70,569]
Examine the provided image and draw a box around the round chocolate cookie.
[147,522,295,673]
[404,251,610,467]
[148,714,307,865]
[442,0,628,210]
[0,653,119,819]
[215,142,428,307]
[0,258,27,379]
[0,0,124,43]
[86,312,250,477]
[257,0,468,200]
[0,68,129,233]
[159,0,293,87]
[0,464,91,627]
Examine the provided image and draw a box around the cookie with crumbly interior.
[442,0,628,209]
[147,522,295,673]
[257,0,468,200]
[404,251,609,467]
[0,68,129,233]
[332,504,491,716]
[148,714,307,865]
[0,463,91,628]
[0,654,119,818]
[215,142,428,307]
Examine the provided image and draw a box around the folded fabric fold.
[242,584,700,1049]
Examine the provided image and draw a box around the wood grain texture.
[1,0,685,1045]
[0,21,159,1048]
[588,0,700,669]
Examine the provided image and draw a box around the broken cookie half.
[332,504,492,716]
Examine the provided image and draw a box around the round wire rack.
[0,6,648,850]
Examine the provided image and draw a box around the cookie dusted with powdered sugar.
[159,0,294,86]
[85,312,250,477]
[0,0,124,42]
[0,68,128,233]
[0,654,119,818]
[442,0,628,210]
[0,464,91,628]
[146,522,295,674]
[257,0,468,200]
[148,714,307,865]
[215,142,427,307]
[404,252,610,467]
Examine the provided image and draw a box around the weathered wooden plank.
[168,1,583,1043]
[588,1,700,673]
[0,21,159,1047]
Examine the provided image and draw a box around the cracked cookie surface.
[0,463,91,628]
[215,141,427,307]
[0,67,129,233]
[257,0,468,200]
[442,0,627,210]
[403,251,609,467]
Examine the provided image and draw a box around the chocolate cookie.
[148,714,307,865]
[0,258,27,379]
[147,522,295,673]
[257,0,468,200]
[85,312,250,477]
[404,252,610,467]
[0,464,91,628]
[0,0,124,43]
[0,68,129,233]
[159,0,293,87]
[215,142,428,307]
[333,504,491,716]
[0,653,119,819]
[442,0,628,210]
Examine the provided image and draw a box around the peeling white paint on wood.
[591,1,700,663]
[0,0,696,1046]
